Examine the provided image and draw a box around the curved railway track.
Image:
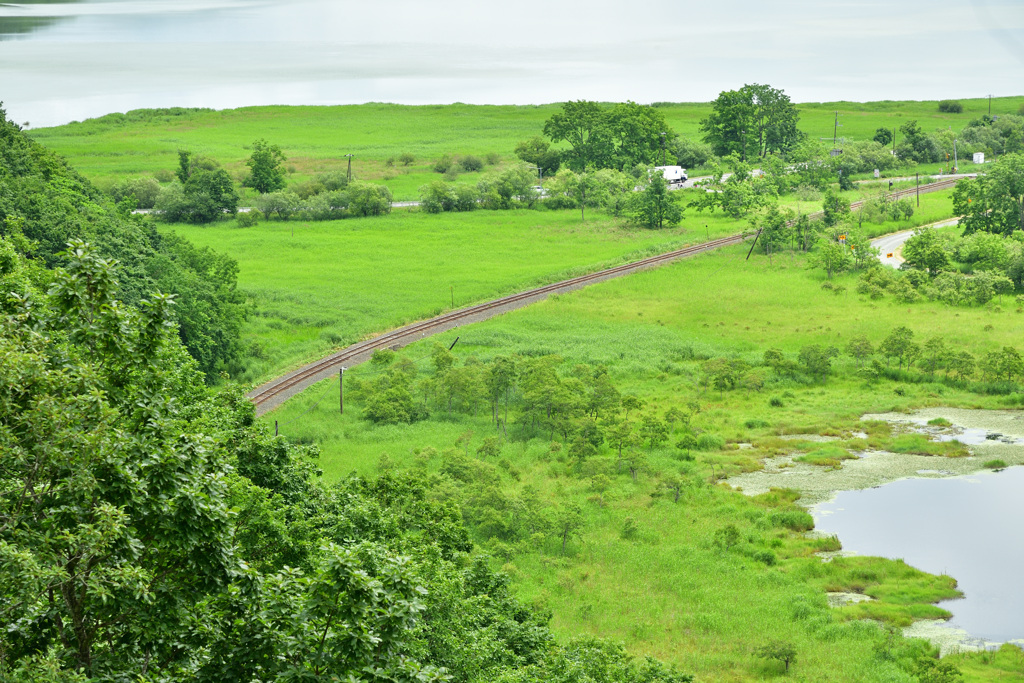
[249,233,747,414]
[248,178,963,415]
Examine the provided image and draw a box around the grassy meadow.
[168,187,956,383]
[32,96,1024,680]
[29,96,1024,200]
[267,240,1024,681]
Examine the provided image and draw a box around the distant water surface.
[813,467,1024,643]
[1,0,1022,128]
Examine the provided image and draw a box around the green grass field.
[167,208,718,383]
[168,187,955,383]
[266,239,1024,681]
[29,96,1024,200]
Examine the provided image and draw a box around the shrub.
[153,168,175,183]
[938,100,963,113]
[346,181,392,217]
[769,396,784,407]
[293,179,325,199]
[459,155,484,172]
[984,459,1008,469]
[398,152,415,166]
[694,434,725,451]
[485,152,501,165]
[110,176,161,208]
[236,209,260,227]
[254,190,300,220]
[316,171,349,191]
[434,154,454,173]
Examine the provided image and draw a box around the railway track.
[248,178,963,414]
[248,233,747,414]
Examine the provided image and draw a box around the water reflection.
[0,0,82,40]
[813,467,1024,643]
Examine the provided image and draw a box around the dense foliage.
[542,101,676,172]
[0,108,246,378]
[0,240,693,683]
[700,84,803,159]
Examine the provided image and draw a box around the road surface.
[870,218,959,268]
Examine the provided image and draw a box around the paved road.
[870,218,959,268]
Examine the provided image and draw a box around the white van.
[653,165,688,187]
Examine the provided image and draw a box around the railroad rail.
[249,233,747,413]
[248,178,963,414]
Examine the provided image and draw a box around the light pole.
[344,153,354,182]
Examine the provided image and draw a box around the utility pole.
[339,367,345,414]
[450,285,454,309]
[344,153,354,181]
[989,94,992,116]
[953,138,958,173]
[740,129,746,162]
[916,173,920,207]
[892,127,897,156]
[833,111,839,149]
[660,132,667,166]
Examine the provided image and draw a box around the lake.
[813,466,1024,645]
[2,0,1023,128]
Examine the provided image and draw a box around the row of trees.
[700,325,1024,392]
[0,240,694,682]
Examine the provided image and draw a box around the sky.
[1,0,1023,127]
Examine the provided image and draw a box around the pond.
[728,408,1024,650]
[813,466,1024,646]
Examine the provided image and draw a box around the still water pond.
[813,466,1024,644]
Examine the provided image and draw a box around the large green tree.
[244,138,288,194]
[542,100,675,172]
[953,153,1024,236]
[700,84,802,159]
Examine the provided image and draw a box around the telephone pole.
[660,132,667,166]
[344,153,354,181]
[339,367,345,414]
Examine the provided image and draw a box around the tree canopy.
[244,138,288,194]
[0,107,246,378]
[543,100,676,172]
[953,153,1024,236]
[700,84,802,159]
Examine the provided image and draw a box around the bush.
[434,155,454,173]
[254,190,301,220]
[485,152,501,165]
[236,210,260,227]
[346,181,392,217]
[398,152,415,166]
[110,176,161,208]
[316,171,349,191]
[694,434,725,451]
[459,155,484,172]
[938,100,963,114]
[672,137,715,169]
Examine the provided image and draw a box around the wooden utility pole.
[344,153,354,181]
[339,367,345,414]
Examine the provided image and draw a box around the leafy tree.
[628,175,682,228]
[846,336,874,368]
[543,100,614,171]
[798,344,839,382]
[873,127,894,147]
[814,238,851,279]
[244,138,287,194]
[822,189,851,227]
[953,153,1024,236]
[755,640,798,673]
[880,326,919,369]
[347,181,393,217]
[607,100,675,169]
[902,229,950,274]
[672,136,715,168]
[638,414,669,451]
[514,136,561,176]
[0,242,236,677]
[895,120,942,163]
[700,84,802,159]
[554,504,585,553]
[980,346,1024,382]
